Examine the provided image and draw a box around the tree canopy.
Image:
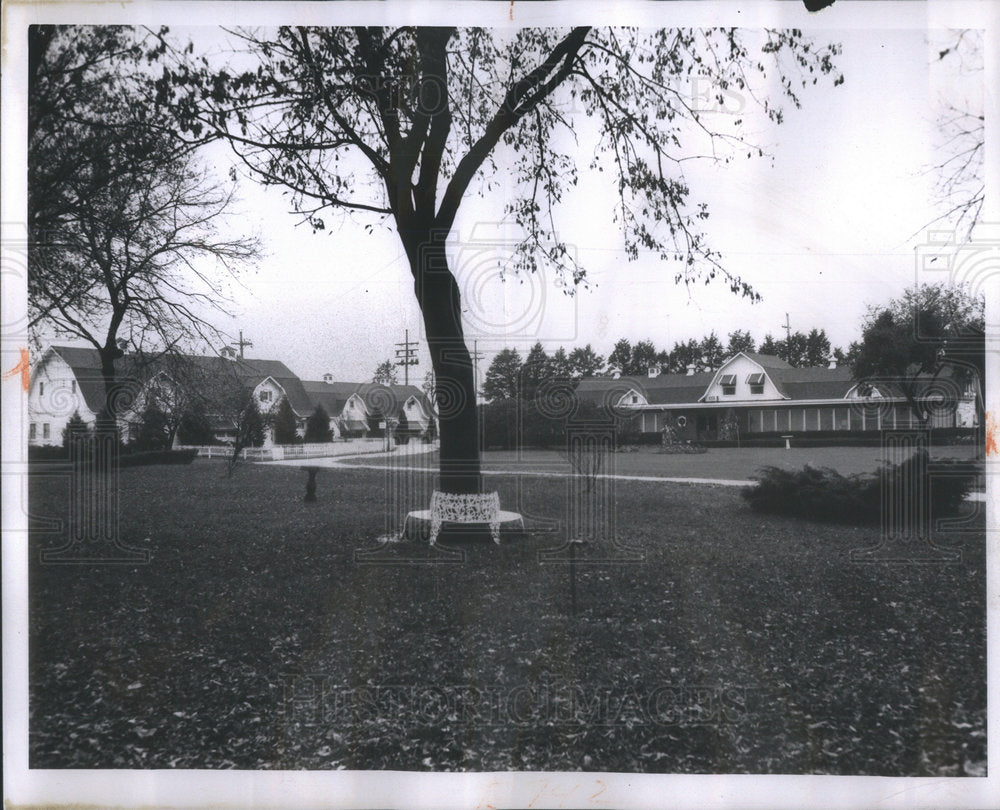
[481,347,523,402]
[850,283,985,425]
[158,25,842,492]
[372,359,399,385]
[29,25,258,423]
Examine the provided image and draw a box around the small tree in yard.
[135,402,171,451]
[227,396,267,475]
[199,369,267,476]
[272,396,299,445]
[61,410,90,451]
[163,24,842,494]
[305,404,332,443]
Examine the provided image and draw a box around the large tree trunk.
[408,233,481,495]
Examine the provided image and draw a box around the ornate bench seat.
[404,490,524,545]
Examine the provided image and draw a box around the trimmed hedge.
[28,445,70,461]
[742,451,980,524]
[28,446,198,467]
[119,449,198,467]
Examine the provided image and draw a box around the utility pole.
[234,330,253,360]
[470,340,485,403]
[394,329,419,386]
[782,313,792,344]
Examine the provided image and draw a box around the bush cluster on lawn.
[742,451,980,524]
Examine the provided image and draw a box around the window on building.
[71,380,76,393]
[746,373,764,394]
[29,423,37,440]
[720,374,736,396]
[42,424,50,439]
[39,382,45,396]
[259,390,272,403]
[630,394,638,404]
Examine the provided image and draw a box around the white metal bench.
[404,490,524,545]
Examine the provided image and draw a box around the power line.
[471,340,485,402]
[233,330,253,360]
[394,328,419,385]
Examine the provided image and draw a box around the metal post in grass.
[567,423,614,542]
[303,466,319,503]
[568,537,583,617]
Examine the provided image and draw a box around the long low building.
[575,352,978,442]
[27,345,435,447]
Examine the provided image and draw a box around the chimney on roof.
[323,373,334,384]
[647,366,660,379]
[686,364,696,376]
[827,357,838,369]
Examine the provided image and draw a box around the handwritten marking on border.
[3,347,29,391]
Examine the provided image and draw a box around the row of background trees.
[481,328,848,403]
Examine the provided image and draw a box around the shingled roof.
[44,346,108,415]
[43,346,316,416]
[576,372,717,406]
[302,380,432,417]
[572,357,940,407]
[767,365,856,400]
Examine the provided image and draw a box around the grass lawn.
[344,444,982,482]
[28,459,986,773]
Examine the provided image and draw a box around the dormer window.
[39,382,45,397]
[746,372,765,395]
[259,390,272,403]
[720,374,736,396]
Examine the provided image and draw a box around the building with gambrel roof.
[576,352,977,442]
[29,345,315,446]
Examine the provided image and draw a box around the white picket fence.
[178,438,403,462]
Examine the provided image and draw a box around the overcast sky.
[12,2,992,386]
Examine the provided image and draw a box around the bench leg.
[429,518,442,546]
[489,521,501,545]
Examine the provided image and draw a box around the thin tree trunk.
[98,349,122,434]
[409,234,481,495]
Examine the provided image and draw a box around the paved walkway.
[267,441,438,467]
[268,447,987,501]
